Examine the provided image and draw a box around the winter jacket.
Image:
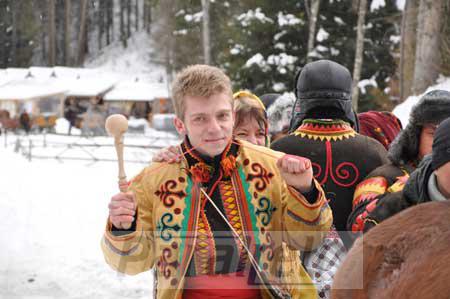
[361,155,445,232]
[271,119,389,247]
[347,162,415,233]
[101,139,332,299]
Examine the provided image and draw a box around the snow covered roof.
[0,66,167,100]
[0,76,67,101]
[103,81,169,101]
[63,77,117,97]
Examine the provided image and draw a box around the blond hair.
[171,64,233,120]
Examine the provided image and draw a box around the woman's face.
[234,117,266,146]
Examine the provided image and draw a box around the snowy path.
[0,139,157,299]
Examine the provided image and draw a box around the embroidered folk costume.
[272,119,388,247]
[102,138,332,299]
[275,60,389,248]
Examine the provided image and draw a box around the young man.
[101,65,332,299]
[348,90,450,233]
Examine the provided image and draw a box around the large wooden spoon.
[105,114,131,229]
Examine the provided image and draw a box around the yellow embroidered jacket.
[101,140,332,299]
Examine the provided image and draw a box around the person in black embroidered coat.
[271,60,389,248]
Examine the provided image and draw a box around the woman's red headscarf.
[358,111,403,150]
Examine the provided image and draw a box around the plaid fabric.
[302,227,347,299]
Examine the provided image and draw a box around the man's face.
[435,161,450,199]
[418,124,437,160]
[174,92,234,157]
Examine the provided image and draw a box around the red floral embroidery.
[189,162,213,183]
[221,155,237,177]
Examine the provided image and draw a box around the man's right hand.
[108,192,136,229]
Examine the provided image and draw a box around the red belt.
[182,271,262,299]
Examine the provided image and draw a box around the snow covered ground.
[0,130,180,299]
[0,28,174,299]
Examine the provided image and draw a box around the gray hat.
[389,90,450,166]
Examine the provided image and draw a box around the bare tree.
[201,0,211,64]
[48,0,56,66]
[98,0,105,50]
[306,0,321,63]
[127,0,131,38]
[10,0,17,66]
[399,0,419,101]
[64,0,71,65]
[77,0,88,65]
[143,0,152,33]
[120,0,127,47]
[412,0,444,95]
[135,0,139,31]
[153,0,176,86]
[351,0,368,112]
[106,0,112,45]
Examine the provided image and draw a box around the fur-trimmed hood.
[388,90,450,166]
[266,93,295,135]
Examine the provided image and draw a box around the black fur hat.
[289,60,359,132]
[259,93,280,110]
[388,90,450,166]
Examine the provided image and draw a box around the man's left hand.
[277,154,313,193]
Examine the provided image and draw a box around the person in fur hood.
[360,116,450,231]
[264,93,296,142]
[348,89,450,234]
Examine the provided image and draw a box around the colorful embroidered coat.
[271,119,389,247]
[347,162,415,233]
[101,139,332,299]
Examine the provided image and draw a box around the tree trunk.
[64,0,71,65]
[111,0,115,43]
[77,0,88,66]
[98,0,104,50]
[412,0,444,95]
[120,0,127,47]
[399,0,419,101]
[106,0,111,45]
[127,0,131,38]
[201,0,211,65]
[306,0,321,63]
[143,0,147,30]
[10,0,17,66]
[144,0,151,33]
[48,0,56,66]
[351,0,368,112]
[135,0,139,31]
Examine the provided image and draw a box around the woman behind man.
[155,90,345,299]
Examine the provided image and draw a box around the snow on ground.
[0,131,179,299]
[393,77,450,127]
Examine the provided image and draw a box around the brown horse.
[332,200,450,299]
